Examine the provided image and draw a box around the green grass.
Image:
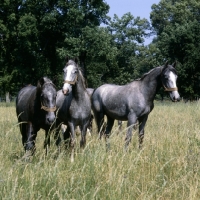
[0,101,200,199]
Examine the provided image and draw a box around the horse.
[59,88,94,136]
[16,77,57,157]
[91,61,180,149]
[56,58,91,161]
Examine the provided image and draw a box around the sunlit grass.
[0,101,200,199]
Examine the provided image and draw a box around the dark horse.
[16,77,57,156]
[56,58,91,161]
[92,61,180,149]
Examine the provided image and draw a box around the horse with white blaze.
[92,61,180,149]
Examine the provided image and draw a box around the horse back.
[92,83,138,104]
[16,85,36,121]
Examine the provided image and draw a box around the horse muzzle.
[62,83,72,95]
[46,112,56,125]
[62,88,69,95]
[170,91,181,102]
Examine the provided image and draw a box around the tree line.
[1,0,200,101]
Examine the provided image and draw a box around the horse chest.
[70,99,90,116]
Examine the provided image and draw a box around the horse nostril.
[173,96,180,102]
[62,89,68,95]
[47,115,55,124]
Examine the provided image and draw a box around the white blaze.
[63,65,74,94]
[169,71,177,88]
[168,71,180,100]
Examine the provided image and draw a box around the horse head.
[161,61,180,102]
[38,77,57,125]
[62,58,79,95]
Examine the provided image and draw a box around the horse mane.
[136,66,162,81]
[77,66,87,89]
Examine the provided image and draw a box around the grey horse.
[56,59,91,161]
[16,77,57,156]
[92,61,180,149]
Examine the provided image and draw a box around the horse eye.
[164,75,168,79]
[63,68,67,73]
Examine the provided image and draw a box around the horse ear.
[172,61,176,68]
[52,76,57,85]
[65,56,69,62]
[74,57,79,64]
[39,77,45,86]
[162,60,169,71]
[164,60,169,67]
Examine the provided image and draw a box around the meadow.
[0,101,200,199]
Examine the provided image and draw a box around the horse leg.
[24,122,37,157]
[138,115,148,149]
[118,120,122,133]
[104,116,114,150]
[80,122,88,148]
[86,114,93,136]
[94,111,106,139]
[69,123,76,162]
[63,126,71,148]
[80,116,92,148]
[125,116,137,150]
[64,123,75,162]
[54,125,62,154]
[19,122,27,149]
[70,125,76,163]
[97,113,106,139]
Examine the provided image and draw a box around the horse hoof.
[20,150,34,162]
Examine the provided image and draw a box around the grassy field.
[0,101,200,199]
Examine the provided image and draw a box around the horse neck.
[72,74,87,101]
[140,67,162,101]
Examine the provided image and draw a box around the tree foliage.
[0,0,110,95]
[150,0,200,98]
[107,13,151,84]
[2,0,200,100]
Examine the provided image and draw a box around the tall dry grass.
[0,101,200,199]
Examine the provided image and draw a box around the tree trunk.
[6,92,10,103]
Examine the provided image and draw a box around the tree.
[0,0,110,97]
[57,25,118,88]
[0,0,26,100]
[55,0,110,72]
[150,0,200,98]
[107,13,151,84]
